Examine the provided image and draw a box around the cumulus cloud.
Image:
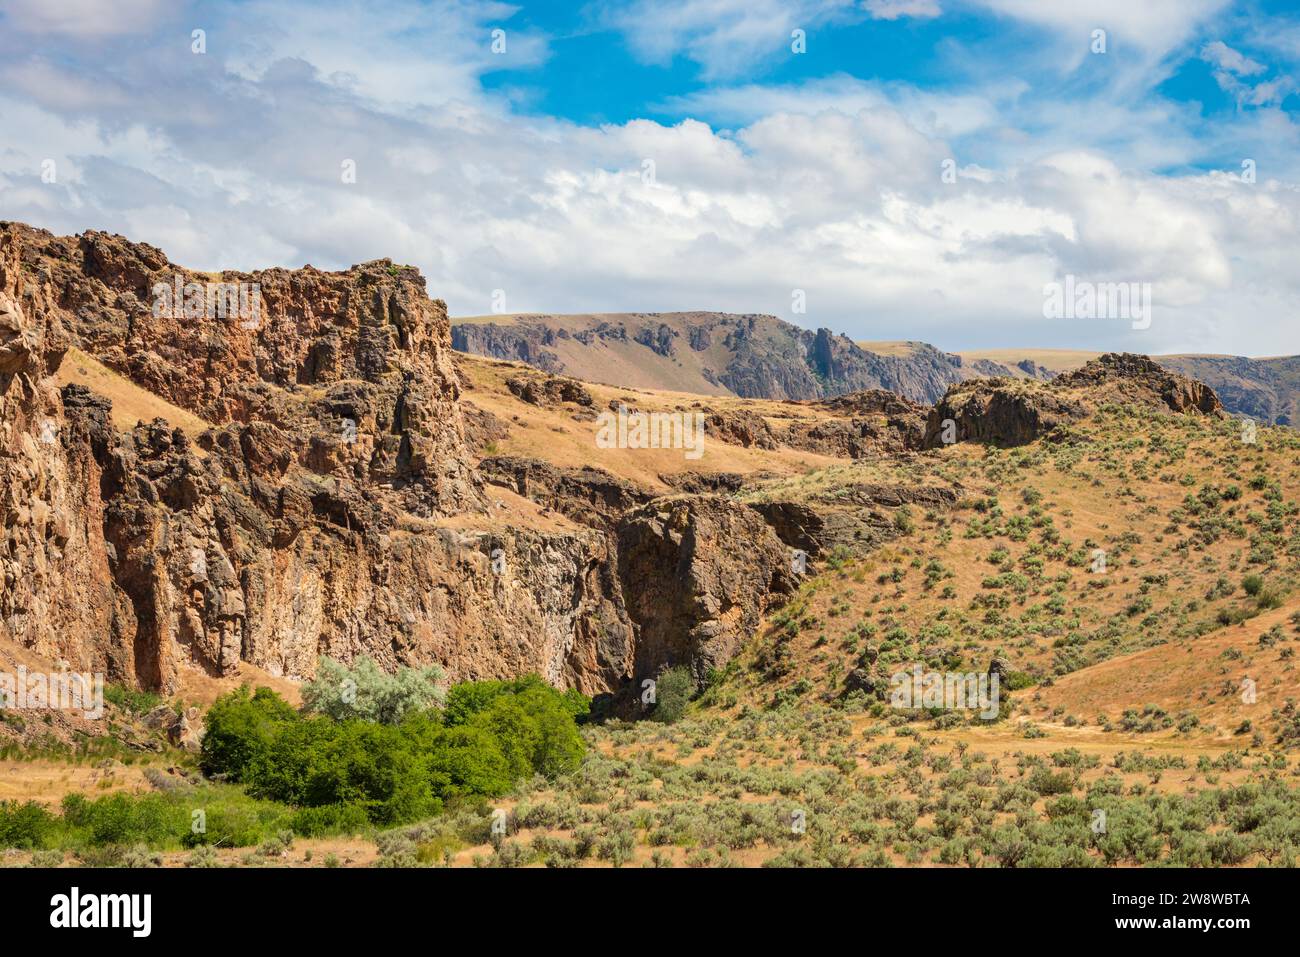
[0,0,1297,357]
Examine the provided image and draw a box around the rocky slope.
[1156,354,1300,426]
[924,353,1223,448]
[0,223,663,695]
[457,315,1296,427]
[453,312,1016,405]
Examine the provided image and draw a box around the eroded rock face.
[782,390,927,458]
[616,497,796,689]
[924,381,1087,448]
[1054,353,1223,415]
[0,233,121,676]
[701,408,780,449]
[11,223,482,515]
[451,322,564,373]
[754,483,959,557]
[478,455,651,529]
[0,224,646,696]
[923,353,1224,449]
[52,373,637,696]
[1,223,809,704]
[505,373,593,409]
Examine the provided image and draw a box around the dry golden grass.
[456,352,844,491]
[0,760,154,805]
[55,346,213,439]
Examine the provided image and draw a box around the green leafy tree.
[201,685,299,780]
[301,656,445,725]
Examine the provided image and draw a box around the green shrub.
[0,801,58,849]
[651,667,694,725]
[102,683,164,716]
[200,685,299,780]
[289,803,371,838]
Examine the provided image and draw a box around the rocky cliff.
[0,224,813,705]
[3,223,1239,714]
[452,312,1016,405]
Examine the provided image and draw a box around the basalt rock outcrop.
[505,373,593,410]
[477,455,652,528]
[701,407,780,449]
[1,224,643,694]
[924,380,1087,448]
[781,390,927,458]
[923,353,1224,449]
[1053,353,1223,416]
[754,483,959,557]
[0,223,803,704]
[0,228,120,676]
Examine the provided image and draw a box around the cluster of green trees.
[201,668,589,828]
[0,662,592,855]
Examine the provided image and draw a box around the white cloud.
[970,0,1229,55]
[1201,40,1265,76]
[222,0,550,110]
[865,0,941,21]
[602,0,863,80]
[1199,40,1296,110]
[0,0,1298,358]
[658,73,1012,138]
[0,0,173,38]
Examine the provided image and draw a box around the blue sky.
[1,0,1298,354]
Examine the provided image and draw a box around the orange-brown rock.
[0,222,804,706]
